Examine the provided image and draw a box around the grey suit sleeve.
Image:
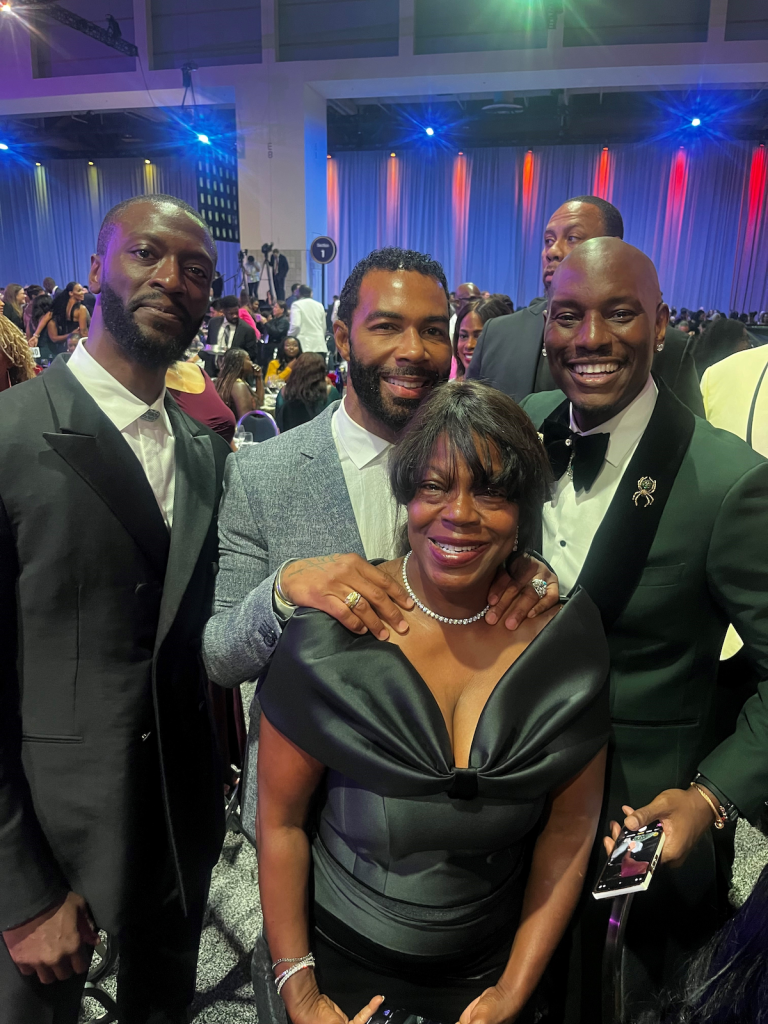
[0,495,69,930]
[464,321,489,381]
[699,460,768,821]
[202,455,283,688]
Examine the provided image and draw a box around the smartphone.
[592,820,665,899]
[365,1008,446,1024]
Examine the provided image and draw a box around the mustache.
[126,294,193,324]
[375,364,441,383]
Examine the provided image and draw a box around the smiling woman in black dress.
[256,380,609,1024]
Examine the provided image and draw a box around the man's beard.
[100,282,200,370]
[347,341,442,434]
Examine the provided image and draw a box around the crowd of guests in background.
[5,271,767,401]
[1,191,768,1024]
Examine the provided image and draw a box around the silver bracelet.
[275,955,315,995]
[272,954,311,969]
[274,558,300,608]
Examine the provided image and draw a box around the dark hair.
[567,195,624,239]
[298,284,312,298]
[26,284,44,300]
[337,247,449,327]
[639,863,768,1024]
[273,299,287,313]
[453,294,515,376]
[3,284,23,314]
[214,347,251,410]
[694,319,750,376]
[389,379,552,556]
[277,335,302,370]
[50,282,79,332]
[290,282,300,292]
[220,294,239,310]
[31,292,52,329]
[283,352,328,407]
[96,194,216,261]
[239,289,249,306]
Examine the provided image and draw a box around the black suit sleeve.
[0,495,69,930]
[234,325,259,364]
[699,461,768,819]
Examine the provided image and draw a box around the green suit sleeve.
[699,459,768,821]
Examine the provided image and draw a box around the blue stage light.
[0,143,8,151]
[425,127,435,136]
[691,117,701,127]
[197,133,210,144]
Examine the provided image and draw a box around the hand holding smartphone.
[592,820,665,899]
[366,1008,446,1024]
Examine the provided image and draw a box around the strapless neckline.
[258,588,610,802]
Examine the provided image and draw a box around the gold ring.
[344,590,362,611]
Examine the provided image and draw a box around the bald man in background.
[522,238,768,1019]
[468,195,704,415]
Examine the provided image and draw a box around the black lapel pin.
[633,476,657,507]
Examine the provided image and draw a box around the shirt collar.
[333,397,391,469]
[570,375,657,468]
[67,339,172,435]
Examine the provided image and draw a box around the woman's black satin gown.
[258,589,609,1021]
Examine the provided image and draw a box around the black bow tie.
[540,418,610,492]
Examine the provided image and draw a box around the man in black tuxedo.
[269,248,290,300]
[207,294,259,363]
[467,195,704,416]
[0,194,230,1023]
[523,238,768,1019]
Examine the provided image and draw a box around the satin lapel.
[575,381,695,629]
[299,405,366,558]
[155,397,217,653]
[41,358,170,571]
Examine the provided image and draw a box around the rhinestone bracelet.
[275,955,316,996]
[272,954,312,969]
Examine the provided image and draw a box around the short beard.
[100,282,198,370]
[347,340,442,435]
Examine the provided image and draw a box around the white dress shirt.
[288,297,328,353]
[221,320,236,350]
[331,397,404,560]
[543,376,657,596]
[67,339,176,529]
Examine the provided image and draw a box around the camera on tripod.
[261,243,273,257]
[238,248,249,264]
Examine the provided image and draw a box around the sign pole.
[322,263,326,308]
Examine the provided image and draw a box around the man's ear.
[334,320,350,360]
[89,253,102,295]
[656,302,670,344]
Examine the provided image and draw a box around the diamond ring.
[530,578,549,600]
[344,590,362,611]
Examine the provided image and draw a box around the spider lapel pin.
[633,476,657,507]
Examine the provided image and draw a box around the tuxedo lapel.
[41,358,170,572]
[575,381,695,628]
[155,398,218,652]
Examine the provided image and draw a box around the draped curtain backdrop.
[327,141,768,313]
[0,157,239,290]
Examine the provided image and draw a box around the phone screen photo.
[592,820,665,900]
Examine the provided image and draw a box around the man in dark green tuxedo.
[521,237,768,1020]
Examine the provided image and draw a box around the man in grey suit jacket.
[467,195,704,416]
[202,249,557,690]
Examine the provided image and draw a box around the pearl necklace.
[401,551,490,626]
